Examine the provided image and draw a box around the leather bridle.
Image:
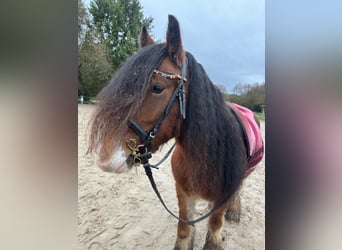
[126,58,187,168]
[124,57,235,226]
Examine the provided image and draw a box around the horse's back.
[226,102,264,176]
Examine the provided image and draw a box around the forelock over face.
[88,44,168,173]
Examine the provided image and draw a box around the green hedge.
[78,96,96,104]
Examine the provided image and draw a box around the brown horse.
[88,15,263,250]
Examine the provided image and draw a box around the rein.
[126,58,230,226]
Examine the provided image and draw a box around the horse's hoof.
[203,232,225,250]
[224,209,240,223]
[203,241,225,250]
[174,230,195,250]
[174,243,194,250]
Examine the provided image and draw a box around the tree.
[89,0,153,71]
[232,82,252,96]
[78,0,87,43]
[215,84,227,94]
[78,0,113,97]
[227,82,265,112]
[78,28,113,97]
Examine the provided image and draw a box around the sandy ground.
[78,104,265,250]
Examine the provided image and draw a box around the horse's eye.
[151,84,165,94]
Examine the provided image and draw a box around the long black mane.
[182,52,247,197]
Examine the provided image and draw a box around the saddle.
[228,102,264,177]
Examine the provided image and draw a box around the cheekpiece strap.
[178,57,187,119]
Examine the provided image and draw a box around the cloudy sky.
[84,0,265,92]
[139,0,264,92]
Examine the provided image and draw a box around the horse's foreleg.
[203,203,227,250]
[224,188,241,223]
[174,184,195,250]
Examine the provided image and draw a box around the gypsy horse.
[88,15,263,250]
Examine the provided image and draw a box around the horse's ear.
[139,26,155,48]
[166,15,185,67]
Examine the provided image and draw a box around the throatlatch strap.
[151,143,176,169]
